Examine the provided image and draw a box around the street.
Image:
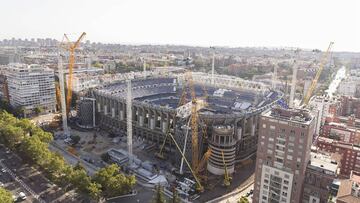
[0,145,82,203]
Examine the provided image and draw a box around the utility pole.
[58,53,70,137]
[210,47,215,85]
[126,80,133,163]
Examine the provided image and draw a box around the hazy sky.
[1,0,359,52]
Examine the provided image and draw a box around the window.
[267,149,273,155]
[263,124,266,128]
[287,155,293,160]
[284,180,289,185]
[270,125,275,130]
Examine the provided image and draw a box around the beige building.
[253,107,315,203]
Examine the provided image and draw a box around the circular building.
[207,125,236,175]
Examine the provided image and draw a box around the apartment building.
[253,107,315,203]
[321,120,360,145]
[316,137,360,177]
[5,63,56,115]
[302,152,339,203]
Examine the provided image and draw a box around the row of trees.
[0,111,136,201]
[0,187,13,203]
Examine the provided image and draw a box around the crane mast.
[61,32,86,115]
[302,42,334,106]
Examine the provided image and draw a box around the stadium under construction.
[77,72,284,176]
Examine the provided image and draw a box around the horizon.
[1,0,359,52]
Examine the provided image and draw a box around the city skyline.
[1,0,359,52]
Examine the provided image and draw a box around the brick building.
[253,108,315,203]
[302,152,339,203]
[316,137,360,177]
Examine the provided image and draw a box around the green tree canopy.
[0,187,13,203]
[93,164,136,198]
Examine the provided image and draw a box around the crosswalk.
[0,160,46,203]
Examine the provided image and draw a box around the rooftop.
[263,107,314,125]
[308,152,338,175]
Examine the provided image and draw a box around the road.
[49,141,155,202]
[0,145,83,203]
[325,65,346,98]
[218,183,253,203]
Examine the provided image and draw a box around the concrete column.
[104,104,108,116]
[111,100,115,118]
[150,111,155,130]
[139,108,144,127]
[250,116,255,137]
[120,103,124,121]
[162,114,168,133]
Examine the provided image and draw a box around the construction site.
[52,33,334,202]
[73,69,283,200]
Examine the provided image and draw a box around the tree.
[87,182,102,201]
[152,184,166,203]
[0,187,13,203]
[70,168,91,194]
[238,196,249,203]
[93,164,136,198]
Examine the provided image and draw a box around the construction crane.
[55,82,61,110]
[155,121,173,159]
[60,32,86,115]
[188,71,200,171]
[195,148,211,174]
[302,42,334,106]
[221,150,231,187]
[165,126,204,192]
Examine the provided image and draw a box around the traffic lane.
[2,157,51,194]
[0,148,53,194]
[0,168,34,203]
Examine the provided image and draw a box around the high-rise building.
[253,107,315,203]
[5,63,56,115]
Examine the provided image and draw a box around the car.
[0,182,4,187]
[18,192,26,200]
[1,168,6,173]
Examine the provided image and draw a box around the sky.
[1,0,359,52]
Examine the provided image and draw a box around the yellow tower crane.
[221,150,231,187]
[302,42,334,105]
[60,32,86,115]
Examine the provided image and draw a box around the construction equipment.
[165,127,204,192]
[221,150,231,187]
[195,148,211,174]
[302,42,334,105]
[188,72,200,171]
[55,82,61,110]
[155,121,173,159]
[60,32,86,115]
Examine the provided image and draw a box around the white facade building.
[5,63,56,114]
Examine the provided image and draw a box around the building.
[87,73,282,174]
[302,152,339,203]
[316,137,360,177]
[336,171,360,203]
[321,120,360,145]
[5,63,56,115]
[253,107,315,203]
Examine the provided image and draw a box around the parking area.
[0,145,83,203]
